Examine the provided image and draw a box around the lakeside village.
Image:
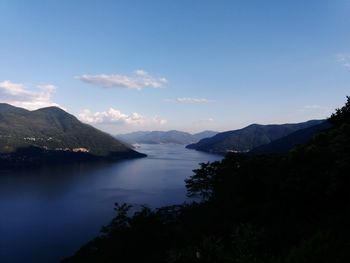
[0,135,90,153]
[24,137,90,152]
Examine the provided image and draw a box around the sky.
[0,0,350,134]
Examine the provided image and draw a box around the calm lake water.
[0,144,222,263]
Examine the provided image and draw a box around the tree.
[329,96,350,125]
[185,161,221,200]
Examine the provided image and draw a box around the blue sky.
[0,0,349,134]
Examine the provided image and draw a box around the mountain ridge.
[116,130,218,145]
[0,103,145,166]
[249,120,332,155]
[186,120,325,154]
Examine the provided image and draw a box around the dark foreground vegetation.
[63,97,350,263]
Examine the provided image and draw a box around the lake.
[0,144,222,263]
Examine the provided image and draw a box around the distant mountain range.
[0,103,145,167]
[0,102,330,167]
[116,130,218,145]
[186,120,325,154]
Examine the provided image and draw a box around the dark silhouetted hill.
[186,120,324,154]
[250,120,331,155]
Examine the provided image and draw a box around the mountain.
[250,120,331,155]
[186,120,324,154]
[116,131,151,144]
[192,130,219,142]
[116,130,218,145]
[0,103,145,166]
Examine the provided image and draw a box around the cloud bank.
[76,70,168,89]
[0,80,60,110]
[78,108,167,126]
[78,108,144,125]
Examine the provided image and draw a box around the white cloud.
[199,117,214,122]
[78,108,145,125]
[78,108,167,126]
[303,105,323,110]
[76,69,168,90]
[0,80,60,110]
[177,97,210,103]
[152,116,168,125]
[302,104,334,112]
[300,104,332,116]
[165,97,213,104]
[336,54,350,69]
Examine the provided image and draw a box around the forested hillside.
[0,103,145,166]
[186,120,324,154]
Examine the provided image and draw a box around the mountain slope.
[0,103,144,164]
[117,130,218,145]
[186,120,324,154]
[250,120,331,155]
[192,130,218,142]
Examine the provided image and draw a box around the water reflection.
[0,144,222,263]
